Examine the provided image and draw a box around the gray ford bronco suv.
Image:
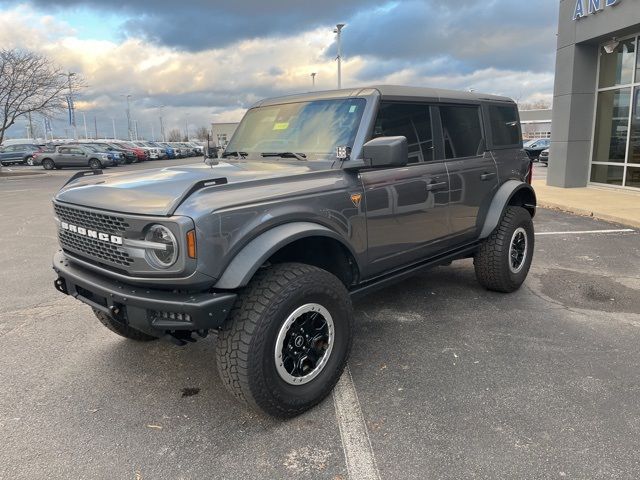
[52,86,536,417]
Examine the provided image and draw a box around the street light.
[120,94,133,140]
[334,24,345,89]
[152,105,166,141]
[62,72,78,139]
[110,118,117,140]
[185,113,191,141]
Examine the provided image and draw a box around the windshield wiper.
[221,151,248,159]
[261,152,307,161]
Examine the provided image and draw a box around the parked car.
[539,148,549,166]
[73,143,125,165]
[95,142,137,164]
[114,142,148,162]
[51,85,536,418]
[0,144,41,166]
[36,145,115,170]
[132,141,166,160]
[524,138,550,161]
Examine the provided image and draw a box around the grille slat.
[54,204,130,233]
[55,204,133,267]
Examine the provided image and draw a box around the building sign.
[573,0,621,20]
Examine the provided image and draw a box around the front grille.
[59,230,133,267]
[54,204,130,233]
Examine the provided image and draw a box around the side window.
[373,103,434,164]
[71,148,84,154]
[488,105,520,147]
[440,105,484,159]
[5,145,16,152]
[59,147,69,154]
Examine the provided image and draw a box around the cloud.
[0,1,558,140]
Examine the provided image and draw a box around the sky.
[0,0,559,141]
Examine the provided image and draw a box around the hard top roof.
[252,85,514,108]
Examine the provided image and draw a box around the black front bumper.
[53,250,236,337]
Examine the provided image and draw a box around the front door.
[361,102,450,276]
[439,105,499,241]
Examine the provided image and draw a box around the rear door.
[361,102,450,276]
[55,147,72,166]
[438,104,498,242]
[69,147,88,166]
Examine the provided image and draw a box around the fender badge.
[350,193,362,208]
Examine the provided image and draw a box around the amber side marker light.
[186,230,197,259]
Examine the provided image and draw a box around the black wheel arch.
[214,222,360,290]
[479,180,536,239]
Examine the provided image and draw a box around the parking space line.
[333,366,381,480]
[536,229,635,236]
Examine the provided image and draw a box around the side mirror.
[363,136,408,168]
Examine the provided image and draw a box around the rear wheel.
[216,263,353,418]
[42,159,54,170]
[26,156,34,166]
[474,206,534,293]
[89,158,102,170]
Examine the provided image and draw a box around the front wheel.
[216,263,353,418]
[89,159,102,170]
[474,206,534,293]
[42,159,54,170]
[26,156,34,166]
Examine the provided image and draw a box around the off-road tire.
[474,206,534,293]
[42,159,54,170]
[93,309,158,341]
[216,263,353,418]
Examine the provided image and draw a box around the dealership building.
[550,0,640,190]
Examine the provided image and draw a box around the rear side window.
[440,106,483,159]
[488,105,520,147]
[373,103,434,163]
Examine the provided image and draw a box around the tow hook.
[163,329,209,347]
[54,277,68,295]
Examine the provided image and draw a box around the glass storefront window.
[628,87,640,165]
[590,164,625,186]
[626,167,640,187]
[592,88,631,163]
[599,38,636,88]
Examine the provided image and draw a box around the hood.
[54,160,331,216]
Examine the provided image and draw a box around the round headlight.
[144,224,178,268]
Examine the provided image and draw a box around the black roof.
[253,85,514,108]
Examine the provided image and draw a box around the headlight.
[144,224,178,268]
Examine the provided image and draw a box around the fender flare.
[479,180,537,239]
[214,222,356,290]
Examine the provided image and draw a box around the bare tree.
[167,129,183,142]
[0,49,83,146]
[194,126,210,141]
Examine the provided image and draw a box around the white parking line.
[536,229,635,236]
[333,366,381,480]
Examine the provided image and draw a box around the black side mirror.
[363,136,408,168]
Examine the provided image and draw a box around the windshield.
[224,98,366,160]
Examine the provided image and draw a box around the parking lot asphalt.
[1,159,639,479]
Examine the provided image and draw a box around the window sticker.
[273,122,289,131]
[349,105,357,113]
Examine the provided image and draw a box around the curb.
[538,201,640,229]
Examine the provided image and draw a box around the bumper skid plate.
[52,250,236,337]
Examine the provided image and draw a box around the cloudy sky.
[0,0,559,141]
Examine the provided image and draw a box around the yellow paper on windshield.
[273,122,289,131]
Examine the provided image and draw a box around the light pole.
[81,112,88,139]
[111,118,117,139]
[311,72,317,89]
[151,123,155,141]
[64,72,78,139]
[134,120,139,141]
[334,24,345,89]
[185,113,190,141]
[121,94,133,140]
[153,105,166,142]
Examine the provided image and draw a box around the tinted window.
[373,103,433,163]
[488,105,520,147]
[440,106,483,159]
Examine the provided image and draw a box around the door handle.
[480,172,496,181]
[426,181,447,191]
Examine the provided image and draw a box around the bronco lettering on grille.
[60,221,123,245]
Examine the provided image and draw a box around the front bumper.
[52,250,236,337]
